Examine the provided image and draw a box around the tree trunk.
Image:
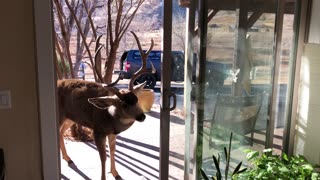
[103,45,118,84]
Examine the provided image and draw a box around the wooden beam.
[247,11,263,28]
[194,9,219,34]
[207,9,218,23]
[233,0,249,96]
[207,0,295,14]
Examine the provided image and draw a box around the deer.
[57,31,154,180]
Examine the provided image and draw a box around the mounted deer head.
[58,31,155,180]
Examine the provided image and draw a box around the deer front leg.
[59,119,75,164]
[108,134,121,179]
[94,132,107,180]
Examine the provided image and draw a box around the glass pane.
[199,9,277,177]
[183,1,298,178]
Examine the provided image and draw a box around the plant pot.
[137,89,155,113]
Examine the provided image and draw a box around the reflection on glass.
[187,5,293,180]
[184,1,298,179]
[196,10,277,177]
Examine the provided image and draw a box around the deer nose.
[136,114,146,122]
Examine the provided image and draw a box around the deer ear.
[132,81,146,94]
[88,97,117,109]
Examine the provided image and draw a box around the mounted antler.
[129,31,155,91]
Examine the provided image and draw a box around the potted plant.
[234,149,320,180]
[200,131,320,180]
[136,88,155,112]
[200,133,247,180]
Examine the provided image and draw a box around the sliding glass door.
[183,0,299,179]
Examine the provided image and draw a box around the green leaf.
[279,166,289,173]
[244,149,252,153]
[224,147,228,159]
[232,162,244,175]
[282,153,289,161]
[311,172,319,180]
[247,151,259,160]
[212,154,221,177]
[301,164,313,171]
[263,148,273,153]
[236,168,247,174]
[200,168,210,180]
[296,154,308,162]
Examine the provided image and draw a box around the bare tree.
[52,0,147,139]
[53,0,146,81]
[103,0,146,83]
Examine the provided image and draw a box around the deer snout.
[136,113,146,122]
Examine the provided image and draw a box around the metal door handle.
[169,92,177,111]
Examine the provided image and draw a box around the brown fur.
[57,79,146,180]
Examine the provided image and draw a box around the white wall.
[0,1,43,179]
[295,44,320,164]
[308,0,320,44]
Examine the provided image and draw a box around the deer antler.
[129,31,155,91]
[94,36,104,83]
[93,35,124,87]
[105,72,125,87]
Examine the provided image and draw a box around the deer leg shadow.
[67,162,91,180]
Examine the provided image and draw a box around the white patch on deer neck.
[108,105,116,116]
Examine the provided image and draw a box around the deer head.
[87,83,147,124]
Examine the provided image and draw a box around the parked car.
[120,50,185,89]
[120,49,232,89]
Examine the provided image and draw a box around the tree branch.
[65,0,98,81]
[53,0,75,78]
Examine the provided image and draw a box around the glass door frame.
[34,0,60,180]
[159,0,173,179]
[183,0,196,179]
[284,0,310,155]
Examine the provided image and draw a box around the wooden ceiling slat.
[206,0,295,14]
